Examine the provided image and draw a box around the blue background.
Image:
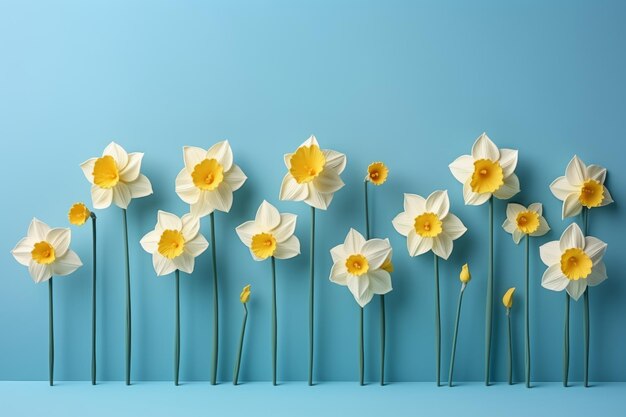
[1,0,625,383]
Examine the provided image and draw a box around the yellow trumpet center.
[413,212,443,238]
[381,257,394,273]
[578,179,604,208]
[470,159,504,194]
[560,248,592,280]
[346,254,369,276]
[251,233,277,259]
[289,145,326,184]
[68,203,91,226]
[367,162,389,185]
[92,155,120,189]
[515,210,540,234]
[158,229,185,259]
[31,241,56,265]
[192,158,224,191]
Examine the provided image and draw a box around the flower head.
[279,135,346,210]
[549,155,613,219]
[80,142,153,209]
[539,223,607,301]
[11,218,83,283]
[502,287,515,309]
[502,203,550,244]
[329,229,393,307]
[175,141,247,218]
[240,285,251,304]
[236,201,300,261]
[459,263,471,284]
[365,162,389,186]
[68,202,91,226]
[140,211,209,276]
[449,133,520,205]
[392,190,467,260]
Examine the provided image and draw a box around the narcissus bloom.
[502,287,515,308]
[80,142,153,209]
[329,228,393,307]
[459,263,471,284]
[140,211,209,276]
[279,135,346,210]
[365,162,389,186]
[449,132,520,205]
[539,223,607,301]
[68,202,91,226]
[11,218,83,283]
[240,285,251,304]
[502,203,550,244]
[235,201,300,261]
[549,155,613,219]
[175,141,247,218]
[392,190,467,260]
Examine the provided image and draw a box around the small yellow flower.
[366,162,389,186]
[68,203,91,226]
[459,263,471,284]
[502,287,516,309]
[240,284,251,304]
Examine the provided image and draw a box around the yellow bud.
[459,263,471,283]
[240,284,251,304]
[502,287,516,309]
[68,202,91,226]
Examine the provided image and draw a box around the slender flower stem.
[308,206,315,386]
[448,285,465,387]
[122,208,131,386]
[364,181,370,239]
[210,212,219,385]
[48,277,54,386]
[563,293,570,387]
[359,306,364,386]
[380,294,386,386]
[525,235,530,388]
[434,253,441,386]
[90,213,97,386]
[485,196,494,386]
[507,308,513,385]
[233,304,248,385]
[583,207,590,388]
[174,270,180,386]
[271,256,277,386]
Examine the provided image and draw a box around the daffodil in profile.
[502,203,550,244]
[175,141,247,218]
[68,202,92,226]
[549,155,613,219]
[80,142,153,209]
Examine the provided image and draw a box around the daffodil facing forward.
[549,155,613,219]
[365,162,389,186]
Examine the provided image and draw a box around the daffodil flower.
[549,155,613,219]
[80,142,153,209]
[279,135,346,210]
[365,162,389,185]
[502,203,550,244]
[449,132,520,205]
[175,141,247,218]
[68,202,92,226]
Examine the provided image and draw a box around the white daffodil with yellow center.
[175,141,247,218]
[549,155,613,219]
[392,190,467,259]
[279,135,347,210]
[235,200,300,261]
[539,223,607,301]
[140,211,209,276]
[502,203,550,244]
[449,132,520,205]
[80,142,153,209]
[11,218,83,283]
[329,229,393,307]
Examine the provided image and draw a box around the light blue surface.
[1,0,625,384]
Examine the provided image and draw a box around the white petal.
[158,211,183,231]
[463,180,491,206]
[367,269,392,294]
[566,280,587,301]
[343,228,367,254]
[565,155,586,186]
[329,261,348,285]
[448,155,474,184]
[255,200,281,230]
[173,252,195,274]
[347,274,369,298]
[392,212,414,237]
[587,262,607,287]
[205,183,234,213]
[190,192,214,218]
[498,148,518,177]
[314,169,344,194]
[322,149,347,174]
[562,192,582,219]
[51,250,82,276]
[403,193,426,215]
[330,243,347,264]
[471,132,500,161]
[140,229,160,254]
[512,229,524,245]
[127,174,153,199]
[432,234,453,260]
[119,152,143,182]
[361,238,391,270]
[46,228,71,258]
[354,289,374,308]
[528,202,543,215]
[28,218,51,241]
[273,213,297,243]
[175,169,201,204]
[493,173,520,200]
[224,164,247,191]
[11,237,36,266]
[425,190,450,219]
[560,223,585,251]
[185,234,209,257]
[283,153,293,169]
[600,186,613,206]
[273,235,300,259]
[584,236,607,265]
[549,176,578,201]
[183,146,207,172]
[407,231,432,257]
[181,213,200,240]
[91,186,113,209]
[206,140,233,172]
[153,253,177,276]
[236,221,260,247]
[279,174,308,202]
[539,241,561,266]
[442,213,466,240]
[80,158,97,184]
[112,183,132,209]
[304,185,333,210]
[103,142,129,168]
[586,164,607,184]
[300,135,319,148]
[541,264,569,292]
[530,216,550,237]
[502,218,516,234]
[29,262,52,283]
[506,203,526,220]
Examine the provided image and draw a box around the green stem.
[563,293,570,387]
[122,208,131,386]
[525,235,530,388]
[364,181,370,239]
[485,196,493,386]
[583,207,590,388]
[233,304,248,385]
[48,277,54,386]
[359,306,364,386]
[380,294,386,386]
[271,256,277,386]
[174,270,180,386]
[90,213,97,386]
[434,253,441,386]
[507,309,513,385]
[448,285,465,387]
[308,206,315,386]
[210,212,218,385]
